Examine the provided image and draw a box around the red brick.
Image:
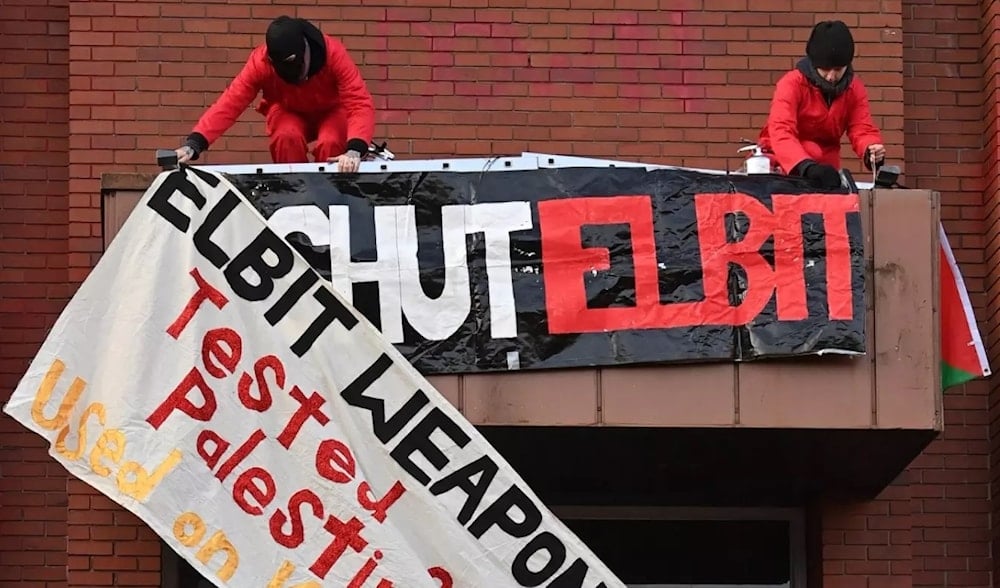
[1,1,70,586]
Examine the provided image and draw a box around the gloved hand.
[803,163,842,189]
[175,133,207,163]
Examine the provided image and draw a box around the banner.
[3,167,625,588]
[227,167,868,374]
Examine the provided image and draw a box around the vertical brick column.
[982,0,1000,583]
[0,0,71,586]
[903,0,993,585]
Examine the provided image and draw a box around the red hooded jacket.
[187,32,375,157]
[758,64,882,175]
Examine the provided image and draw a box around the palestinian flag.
[939,223,991,390]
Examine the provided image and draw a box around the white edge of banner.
[524,152,877,190]
[190,152,877,189]
[938,222,992,376]
[193,155,540,175]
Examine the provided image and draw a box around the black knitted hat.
[265,16,305,61]
[806,20,855,69]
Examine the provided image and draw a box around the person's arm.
[328,38,376,156]
[766,74,813,176]
[845,78,885,170]
[181,50,265,161]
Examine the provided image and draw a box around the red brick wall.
[0,0,71,587]
[62,2,907,171]
[817,480,915,586]
[2,0,997,586]
[901,1,993,585]
[0,0,71,586]
[983,0,1000,581]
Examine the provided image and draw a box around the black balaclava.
[266,16,310,84]
[806,20,855,70]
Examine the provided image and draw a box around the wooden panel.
[101,172,157,191]
[425,375,461,410]
[872,189,941,429]
[600,365,736,426]
[738,357,874,428]
[461,370,599,426]
[102,189,144,248]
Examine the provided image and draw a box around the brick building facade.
[0,0,996,586]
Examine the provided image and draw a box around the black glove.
[182,132,209,162]
[802,163,842,189]
[346,138,370,155]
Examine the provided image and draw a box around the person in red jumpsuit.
[173,16,375,172]
[757,20,886,189]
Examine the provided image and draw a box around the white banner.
[3,167,624,588]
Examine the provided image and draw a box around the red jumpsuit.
[190,35,375,163]
[758,68,882,175]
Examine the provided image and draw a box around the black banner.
[224,166,866,375]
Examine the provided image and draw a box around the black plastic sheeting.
[225,166,866,374]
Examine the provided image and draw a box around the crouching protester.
[757,20,887,189]
[173,16,375,172]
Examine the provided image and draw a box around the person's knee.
[270,129,307,150]
[269,129,308,163]
[313,137,345,161]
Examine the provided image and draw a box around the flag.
[939,223,991,390]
